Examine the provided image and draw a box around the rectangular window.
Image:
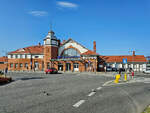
[25,63,28,67]
[16,55,18,58]
[10,63,13,68]
[20,63,23,68]
[20,55,22,58]
[11,55,13,58]
[25,55,27,59]
[15,63,18,68]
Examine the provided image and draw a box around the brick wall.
[0,64,7,71]
[44,45,58,70]
[8,58,43,71]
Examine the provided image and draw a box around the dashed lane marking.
[88,92,96,97]
[102,80,114,86]
[73,100,85,108]
[96,87,102,90]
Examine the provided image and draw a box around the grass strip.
[142,105,150,113]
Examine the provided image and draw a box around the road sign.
[123,58,127,64]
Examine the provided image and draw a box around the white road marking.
[73,100,85,108]
[102,80,114,86]
[96,87,102,90]
[88,92,96,97]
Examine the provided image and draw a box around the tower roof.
[48,30,55,34]
[45,30,57,39]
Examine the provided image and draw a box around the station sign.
[57,56,80,59]
[123,58,127,64]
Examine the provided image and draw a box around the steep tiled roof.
[100,55,147,63]
[0,56,8,62]
[8,45,44,54]
[81,50,99,55]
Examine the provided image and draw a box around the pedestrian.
[119,68,122,75]
[104,66,106,73]
[131,71,134,79]
[33,66,35,72]
[5,67,8,76]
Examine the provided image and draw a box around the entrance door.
[34,62,39,70]
[58,63,63,71]
[66,63,71,71]
[73,63,79,72]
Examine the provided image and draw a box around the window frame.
[62,48,80,57]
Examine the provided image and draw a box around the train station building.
[1,30,147,72]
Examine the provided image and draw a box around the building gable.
[58,38,88,56]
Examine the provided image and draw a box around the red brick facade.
[0,56,7,70]
[4,30,147,72]
[44,46,58,70]
[8,58,44,71]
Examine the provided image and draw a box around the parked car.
[119,68,125,72]
[106,66,112,72]
[45,68,58,74]
[143,70,150,74]
[112,67,117,72]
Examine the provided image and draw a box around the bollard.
[124,73,127,81]
[114,74,120,83]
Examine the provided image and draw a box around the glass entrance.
[73,63,79,71]
[58,63,63,71]
[66,63,71,71]
[34,62,39,70]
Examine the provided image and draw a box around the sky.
[0,0,150,56]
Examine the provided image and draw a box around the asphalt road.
[0,72,150,113]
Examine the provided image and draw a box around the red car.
[45,68,58,74]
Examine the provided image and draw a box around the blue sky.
[0,0,150,56]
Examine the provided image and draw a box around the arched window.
[62,48,80,57]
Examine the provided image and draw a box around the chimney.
[38,43,41,46]
[133,51,135,56]
[93,41,96,53]
[58,39,61,46]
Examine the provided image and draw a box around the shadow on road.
[20,77,45,81]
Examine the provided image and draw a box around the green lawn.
[142,105,150,113]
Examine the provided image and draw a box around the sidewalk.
[103,75,150,86]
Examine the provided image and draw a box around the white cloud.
[57,1,78,8]
[28,11,48,17]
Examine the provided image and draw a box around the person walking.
[5,67,8,77]
[131,71,134,79]
[119,68,122,75]
[104,66,106,73]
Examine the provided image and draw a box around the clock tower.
[44,30,59,69]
